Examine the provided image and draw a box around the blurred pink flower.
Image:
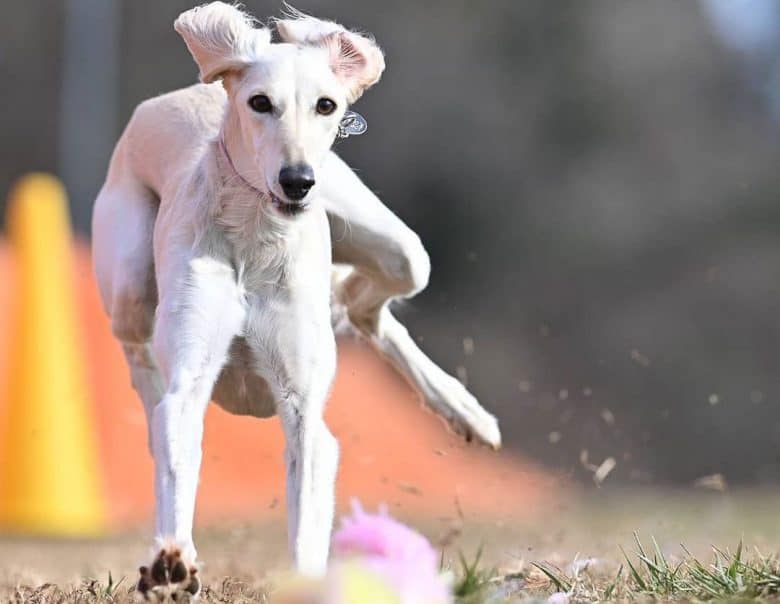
[329,500,452,604]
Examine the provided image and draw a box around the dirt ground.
[2,488,780,600]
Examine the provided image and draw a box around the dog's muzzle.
[217,139,310,217]
[270,191,308,216]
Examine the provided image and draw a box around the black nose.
[278,164,315,201]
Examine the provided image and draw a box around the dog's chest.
[232,238,293,296]
[213,190,298,295]
[216,201,328,299]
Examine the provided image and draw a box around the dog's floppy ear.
[276,13,385,103]
[174,2,270,83]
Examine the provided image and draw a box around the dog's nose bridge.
[273,101,320,194]
[282,144,308,167]
[279,106,314,166]
[281,126,309,166]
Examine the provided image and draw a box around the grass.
[5,490,780,602]
[6,539,780,602]
[6,576,269,603]
[457,534,780,602]
[453,547,496,602]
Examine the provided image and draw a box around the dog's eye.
[248,94,273,113]
[316,97,337,116]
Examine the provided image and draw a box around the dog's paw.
[137,547,200,602]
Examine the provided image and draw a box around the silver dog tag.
[337,111,368,139]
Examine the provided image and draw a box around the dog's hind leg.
[93,172,163,454]
[322,153,501,448]
[123,343,165,454]
[334,276,500,448]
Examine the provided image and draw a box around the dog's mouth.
[269,191,308,217]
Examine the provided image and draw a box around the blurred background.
[3,0,780,496]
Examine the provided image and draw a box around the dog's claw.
[136,547,200,602]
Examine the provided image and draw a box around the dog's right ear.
[174,2,270,83]
[276,11,385,103]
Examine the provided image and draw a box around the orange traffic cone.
[0,174,106,536]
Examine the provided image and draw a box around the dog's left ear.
[276,15,385,103]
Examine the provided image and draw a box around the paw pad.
[137,547,200,601]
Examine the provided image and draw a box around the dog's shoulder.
[130,83,226,139]
[122,83,227,195]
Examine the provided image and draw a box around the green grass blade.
[620,545,647,592]
[531,562,572,593]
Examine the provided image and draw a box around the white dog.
[92,2,500,599]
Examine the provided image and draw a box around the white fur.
[92,1,500,587]
[275,8,385,103]
[174,3,270,83]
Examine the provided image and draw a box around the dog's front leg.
[138,255,246,600]
[250,292,338,577]
[279,394,339,576]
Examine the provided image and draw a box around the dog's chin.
[269,191,309,217]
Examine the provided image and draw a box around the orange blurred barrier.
[0,183,558,531]
[0,175,106,536]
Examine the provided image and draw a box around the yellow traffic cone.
[0,173,107,536]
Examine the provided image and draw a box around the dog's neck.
[219,110,265,193]
[218,138,259,194]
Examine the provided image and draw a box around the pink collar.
[218,138,264,196]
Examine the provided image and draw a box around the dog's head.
[175,3,384,213]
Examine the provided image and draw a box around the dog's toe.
[137,547,200,602]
